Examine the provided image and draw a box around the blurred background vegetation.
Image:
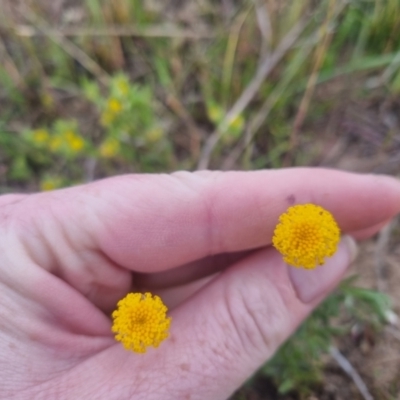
[1,0,400,398]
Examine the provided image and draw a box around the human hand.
[1,168,400,400]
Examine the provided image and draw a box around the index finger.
[84,168,400,271]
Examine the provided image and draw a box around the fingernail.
[343,235,358,263]
[288,235,358,304]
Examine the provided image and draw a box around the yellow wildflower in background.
[50,136,63,152]
[41,91,54,109]
[47,130,85,154]
[112,292,171,353]
[145,127,164,143]
[100,98,123,127]
[32,129,50,145]
[100,111,114,127]
[40,176,63,191]
[64,130,76,142]
[115,76,130,96]
[208,104,223,123]
[64,130,85,152]
[107,98,122,113]
[228,114,244,131]
[99,137,120,158]
[272,204,340,269]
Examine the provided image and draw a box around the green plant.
[82,73,173,170]
[261,276,392,395]
[0,72,175,190]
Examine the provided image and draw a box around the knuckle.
[223,273,291,360]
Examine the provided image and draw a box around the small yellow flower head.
[61,130,85,153]
[272,203,340,269]
[101,98,123,126]
[68,135,85,152]
[100,110,114,127]
[99,137,120,158]
[228,114,245,131]
[50,136,63,152]
[32,129,50,145]
[41,92,54,109]
[208,104,224,123]
[40,176,63,191]
[64,130,75,141]
[115,76,130,96]
[107,98,123,114]
[145,127,164,144]
[112,292,171,353]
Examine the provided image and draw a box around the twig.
[165,94,204,159]
[223,1,349,170]
[222,7,251,108]
[221,39,316,169]
[197,16,309,170]
[386,326,400,342]
[366,45,400,89]
[221,95,273,170]
[285,0,336,166]
[254,0,272,60]
[329,346,374,400]
[0,38,24,88]
[254,0,272,43]
[13,25,214,39]
[374,219,395,293]
[84,157,97,182]
[18,5,111,87]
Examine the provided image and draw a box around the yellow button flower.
[112,292,171,353]
[272,204,340,269]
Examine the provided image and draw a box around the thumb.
[160,236,357,399]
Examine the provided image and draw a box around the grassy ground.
[1,1,400,398]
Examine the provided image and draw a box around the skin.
[1,168,400,400]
